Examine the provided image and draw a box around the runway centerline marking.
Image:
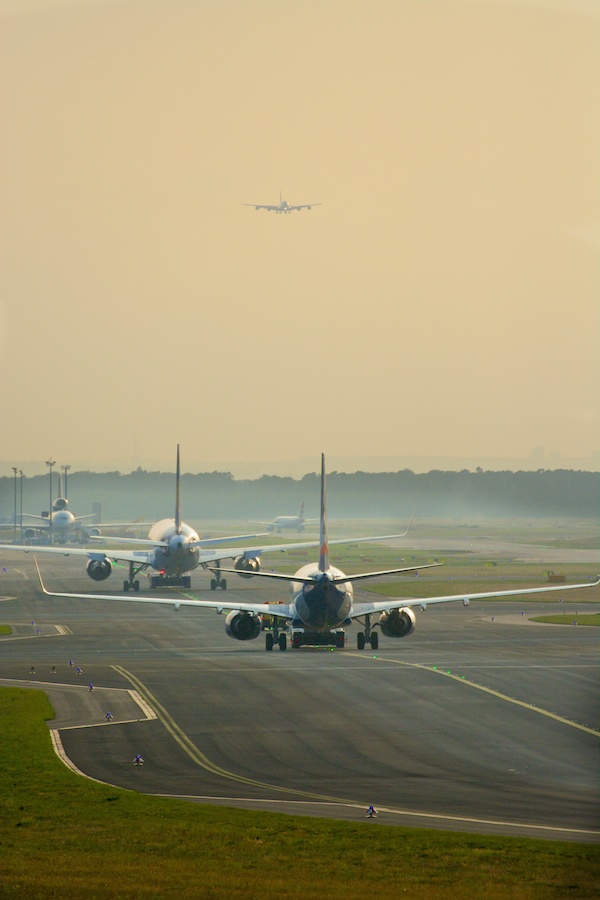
[344,653,600,737]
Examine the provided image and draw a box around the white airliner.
[3,448,413,593]
[253,502,318,533]
[243,192,320,214]
[32,454,599,651]
[20,476,152,545]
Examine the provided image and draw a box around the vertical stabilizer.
[57,474,64,500]
[175,445,182,534]
[299,501,305,520]
[318,454,329,572]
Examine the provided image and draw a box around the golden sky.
[1,0,598,474]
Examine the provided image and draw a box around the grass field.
[1,689,599,899]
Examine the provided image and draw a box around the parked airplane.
[32,454,599,651]
[243,192,320,214]
[3,448,413,593]
[253,502,318,533]
[19,475,151,546]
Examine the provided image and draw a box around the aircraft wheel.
[210,579,216,591]
[370,632,378,650]
[266,634,274,652]
[123,580,130,592]
[278,634,287,652]
[357,632,365,650]
[220,579,227,590]
[133,580,140,593]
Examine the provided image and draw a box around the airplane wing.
[0,526,411,569]
[287,203,321,211]
[34,559,294,618]
[214,562,442,584]
[348,576,600,617]
[243,204,279,211]
[0,542,155,565]
[34,557,598,621]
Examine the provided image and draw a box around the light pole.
[46,459,56,542]
[12,467,17,543]
[19,470,24,539]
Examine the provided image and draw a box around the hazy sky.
[1,0,598,475]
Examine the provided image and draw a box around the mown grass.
[0,623,12,635]
[530,614,600,626]
[1,689,599,899]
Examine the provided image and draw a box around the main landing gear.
[356,614,379,650]
[208,561,227,591]
[265,625,287,652]
[123,561,148,592]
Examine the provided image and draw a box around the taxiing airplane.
[243,192,320,214]
[3,448,413,593]
[32,454,599,652]
[252,502,318,533]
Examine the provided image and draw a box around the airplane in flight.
[32,454,599,651]
[243,192,321,214]
[3,448,413,593]
[252,502,318,533]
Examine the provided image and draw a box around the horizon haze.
[1,0,598,477]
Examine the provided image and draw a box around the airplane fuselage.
[147,519,201,575]
[290,563,353,630]
[268,515,305,532]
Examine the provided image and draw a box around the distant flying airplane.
[243,192,321,214]
[32,454,600,652]
[252,502,318,533]
[4,447,411,592]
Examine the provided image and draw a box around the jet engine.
[22,527,37,541]
[225,610,261,641]
[233,555,261,579]
[84,527,101,538]
[379,607,416,638]
[86,558,112,582]
[53,498,68,511]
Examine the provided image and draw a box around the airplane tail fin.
[318,454,329,572]
[175,445,182,535]
[299,501,305,520]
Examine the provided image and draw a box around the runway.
[1,546,598,843]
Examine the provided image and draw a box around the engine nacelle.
[53,498,68,511]
[225,610,261,641]
[85,527,101,538]
[86,558,112,582]
[233,555,261,579]
[22,527,38,541]
[379,607,416,639]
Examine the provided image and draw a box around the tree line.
[1,468,598,522]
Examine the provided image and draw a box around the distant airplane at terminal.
[252,502,318,533]
[18,474,152,546]
[31,454,600,652]
[3,447,413,592]
[243,191,320,213]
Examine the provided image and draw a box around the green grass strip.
[1,688,599,899]
[530,614,600,626]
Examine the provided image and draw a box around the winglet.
[175,445,182,535]
[34,556,49,595]
[318,453,329,572]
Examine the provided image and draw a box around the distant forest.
[1,469,598,522]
